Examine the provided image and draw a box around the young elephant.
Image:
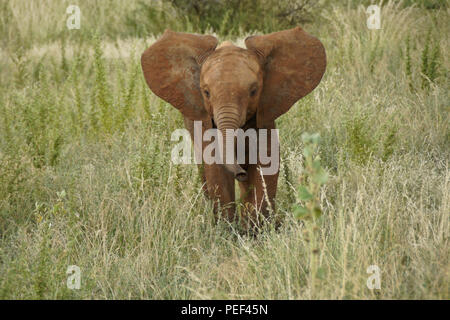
[141,27,326,229]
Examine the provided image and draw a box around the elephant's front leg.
[184,117,236,222]
[204,163,236,222]
[238,164,279,228]
[238,124,280,229]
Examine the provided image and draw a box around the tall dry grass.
[0,0,448,299]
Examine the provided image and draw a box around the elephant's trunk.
[216,109,248,182]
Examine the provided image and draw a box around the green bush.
[126,0,321,37]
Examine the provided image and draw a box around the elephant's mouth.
[233,167,248,182]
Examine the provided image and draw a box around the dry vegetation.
[0,0,448,299]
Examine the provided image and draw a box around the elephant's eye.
[250,88,257,97]
[204,90,210,98]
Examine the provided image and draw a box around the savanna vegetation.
[0,0,448,299]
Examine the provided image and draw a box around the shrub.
[126,0,321,37]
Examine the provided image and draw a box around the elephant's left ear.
[245,27,326,128]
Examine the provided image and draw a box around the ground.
[0,1,448,299]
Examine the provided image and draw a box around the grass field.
[0,0,448,299]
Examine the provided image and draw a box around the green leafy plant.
[405,35,414,91]
[421,30,441,90]
[93,35,112,133]
[293,133,328,220]
[344,113,375,165]
[293,132,328,297]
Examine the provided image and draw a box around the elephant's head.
[141,27,326,181]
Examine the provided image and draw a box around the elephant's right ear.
[245,27,326,129]
[141,30,218,121]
